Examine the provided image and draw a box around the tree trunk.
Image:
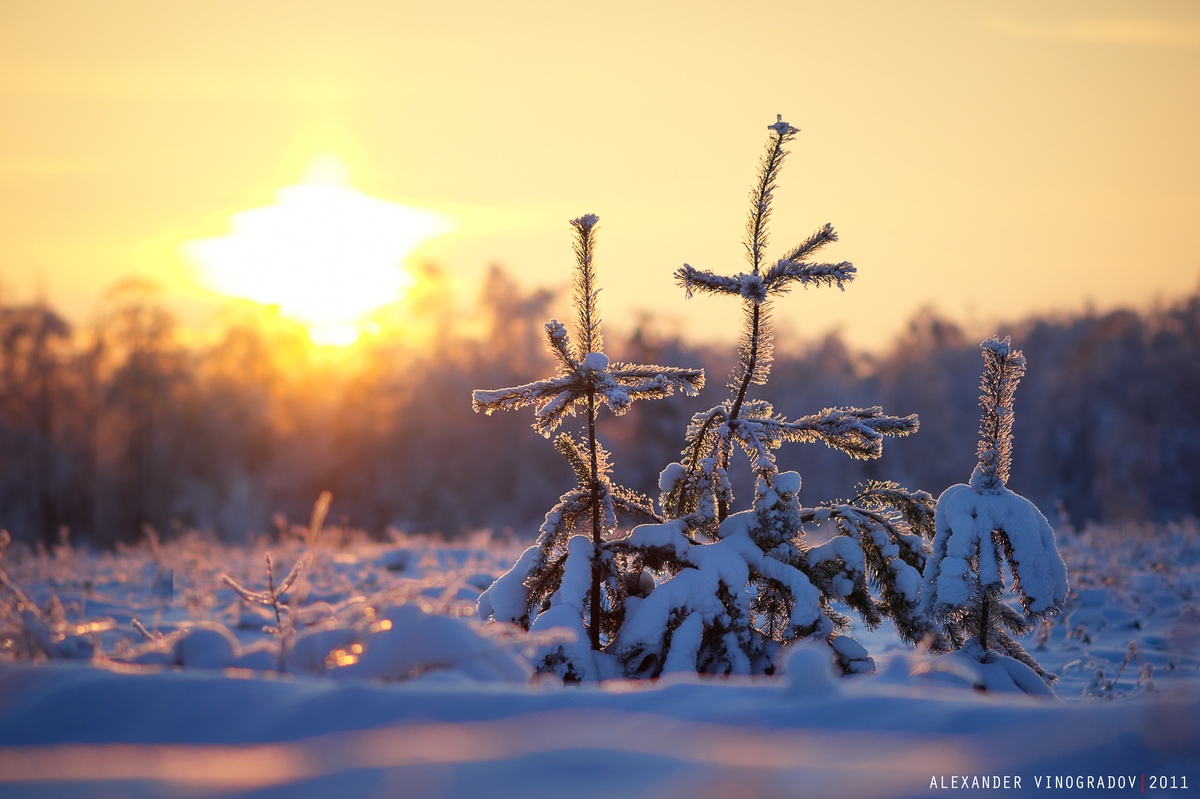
[977,592,990,653]
[587,385,603,651]
[720,302,762,523]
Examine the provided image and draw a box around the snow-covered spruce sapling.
[615,117,933,677]
[474,215,704,679]
[921,337,1068,685]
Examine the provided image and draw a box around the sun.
[182,155,456,346]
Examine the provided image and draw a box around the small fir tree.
[921,336,1068,684]
[614,117,934,678]
[474,214,704,680]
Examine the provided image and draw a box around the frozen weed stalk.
[473,214,704,680]
[615,116,933,677]
[221,491,332,668]
[0,529,115,661]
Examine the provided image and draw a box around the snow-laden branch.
[775,406,919,459]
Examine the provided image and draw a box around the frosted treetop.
[768,114,798,135]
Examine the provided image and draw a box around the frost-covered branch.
[745,116,797,272]
[570,214,602,358]
[774,406,920,459]
[762,260,856,295]
[780,222,838,262]
[675,264,745,299]
[972,335,1027,493]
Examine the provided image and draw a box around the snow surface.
[2,521,1198,798]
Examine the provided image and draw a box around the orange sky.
[2,0,1198,351]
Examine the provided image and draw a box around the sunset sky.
[2,0,1198,351]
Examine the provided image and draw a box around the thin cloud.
[986,15,1200,47]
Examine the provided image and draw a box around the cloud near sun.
[181,156,456,346]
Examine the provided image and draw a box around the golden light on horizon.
[3,4,1198,352]
[181,155,456,346]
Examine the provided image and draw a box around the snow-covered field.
[2,519,1198,798]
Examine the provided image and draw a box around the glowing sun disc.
[182,155,455,345]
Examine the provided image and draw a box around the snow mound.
[782,644,840,696]
[940,641,1058,698]
[336,605,531,683]
[172,622,240,669]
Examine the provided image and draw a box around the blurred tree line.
[1,269,1197,547]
